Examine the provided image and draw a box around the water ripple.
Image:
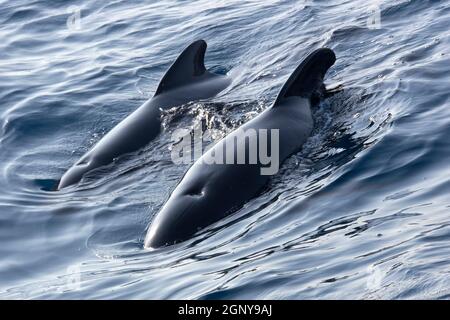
[0,0,449,299]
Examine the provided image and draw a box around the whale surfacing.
[57,40,231,190]
[145,48,336,248]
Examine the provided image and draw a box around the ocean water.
[0,0,449,299]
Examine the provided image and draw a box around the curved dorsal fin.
[154,40,208,96]
[273,48,336,107]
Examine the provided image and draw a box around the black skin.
[145,48,336,248]
[57,40,231,190]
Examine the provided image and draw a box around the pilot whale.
[145,48,336,248]
[57,40,231,190]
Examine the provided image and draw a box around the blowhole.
[77,159,90,166]
[185,187,205,197]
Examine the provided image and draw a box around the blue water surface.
[0,0,449,299]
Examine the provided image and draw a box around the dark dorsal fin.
[154,40,208,96]
[273,48,336,107]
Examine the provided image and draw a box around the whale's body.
[58,40,230,190]
[145,48,336,248]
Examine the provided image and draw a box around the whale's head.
[57,156,99,190]
[144,184,220,248]
[144,163,263,249]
